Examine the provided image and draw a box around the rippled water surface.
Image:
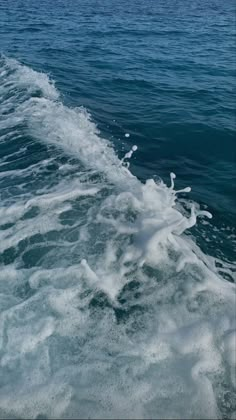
[0,0,235,419]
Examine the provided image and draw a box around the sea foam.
[0,56,235,419]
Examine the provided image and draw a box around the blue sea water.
[0,0,235,419]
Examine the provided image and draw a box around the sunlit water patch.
[0,57,235,419]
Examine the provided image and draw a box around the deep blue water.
[0,0,235,419]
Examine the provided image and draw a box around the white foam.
[0,56,59,100]
[0,56,235,420]
[25,181,100,209]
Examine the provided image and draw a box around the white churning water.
[0,57,235,419]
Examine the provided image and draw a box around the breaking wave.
[0,56,235,419]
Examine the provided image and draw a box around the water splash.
[0,56,235,420]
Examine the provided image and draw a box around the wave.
[0,56,235,419]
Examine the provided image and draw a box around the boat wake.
[0,56,235,419]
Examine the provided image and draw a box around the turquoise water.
[0,0,235,419]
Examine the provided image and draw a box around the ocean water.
[0,0,235,419]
